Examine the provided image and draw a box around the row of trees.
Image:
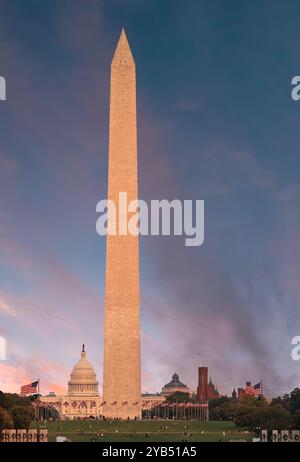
[0,392,34,430]
[209,388,300,430]
[1,388,300,430]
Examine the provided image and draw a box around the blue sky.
[0,0,300,396]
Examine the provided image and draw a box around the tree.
[289,388,300,415]
[0,391,34,429]
[165,392,192,403]
[209,396,230,410]
[234,402,291,431]
[0,406,13,430]
[259,404,291,430]
[293,410,300,429]
[234,403,258,428]
[0,391,31,409]
[209,401,236,421]
[271,394,290,411]
[10,405,34,429]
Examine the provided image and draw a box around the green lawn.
[32,420,253,442]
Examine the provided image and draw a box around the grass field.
[33,420,253,442]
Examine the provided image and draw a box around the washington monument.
[102,30,141,419]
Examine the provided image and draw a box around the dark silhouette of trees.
[210,393,296,430]
[165,392,192,403]
[0,391,34,429]
[272,388,300,429]
[10,405,34,429]
[0,407,13,430]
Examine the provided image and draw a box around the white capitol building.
[40,346,165,420]
[41,346,103,419]
[67,345,99,397]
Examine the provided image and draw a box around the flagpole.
[259,379,263,433]
[37,379,40,442]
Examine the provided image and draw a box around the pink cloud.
[0,359,69,396]
[0,363,32,393]
[0,153,17,174]
[0,297,16,317]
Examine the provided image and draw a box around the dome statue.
[67,345,99,396]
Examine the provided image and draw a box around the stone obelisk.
[102,29,141,419]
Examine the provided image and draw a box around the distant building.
[197,367,208,401]
[196,366,220,401]
[40,345,102,419]
[236,381,262,399]
[141,393,165,410]
[232,388,237,400]
[44,392,57,398]
[238,387,246,400]
[207,377,220,400]
[161,373,190,397]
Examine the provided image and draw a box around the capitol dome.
[67,345,99,396]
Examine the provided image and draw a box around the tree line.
[0,391,34,430]
[209,387,300,431]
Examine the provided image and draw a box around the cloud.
[141,237,290,396]
[0,364,31,393]
[0,153,17,174]
[0,297,16,317]
[0,359,69,395]
[0,231,101,337]
[0,0,299,401]
[175,98,202,112]
[182,143,277,197]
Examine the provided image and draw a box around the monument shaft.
[102,30,141,419]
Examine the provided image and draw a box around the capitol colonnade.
[39,346,208,421]
[40,346,102,420]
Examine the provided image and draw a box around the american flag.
[254,382,262,396]
[245,381,262,396]
[245,382,255,395]
[20,380,39,396]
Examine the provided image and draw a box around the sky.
[0,0,300,397]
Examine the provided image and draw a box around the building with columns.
[39,348,209,421]
[40,346,102,420]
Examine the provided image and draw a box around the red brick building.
[196,367,220,401]
[197,367,208,401]
[207,377,220,400]
[238,387,246,400]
